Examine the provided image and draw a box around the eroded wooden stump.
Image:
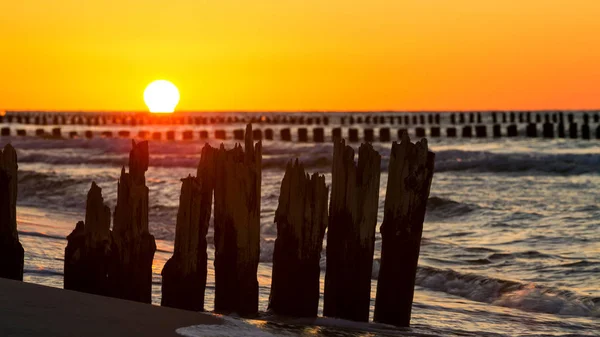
[161,144,215,311]
[268,160,328,317]
[214,124,261,316]
[110,140,156,303]
[64,182,112,295]
[374,133,435,327]
[0,144,24,281]
[324,139,381,322]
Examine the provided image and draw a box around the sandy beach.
[0,278,221,337]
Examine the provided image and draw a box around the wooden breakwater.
[2,110,600,142]
[1,124,435,327]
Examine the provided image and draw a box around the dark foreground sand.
[0,278,221,337]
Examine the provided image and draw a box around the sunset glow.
[1,1,600,111]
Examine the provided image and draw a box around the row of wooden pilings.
[4,110,599,126]
[3,123,600,141]
[0,124,435,327]
[0,113,331,127]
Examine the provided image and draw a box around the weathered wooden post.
[110,140,157,303]
[324,139,381,322]
[0,144,24,281]
[64,182,112,295]
[268,160,328,317]
[213,124,261,316]
[161,145,215,311]
[374,133,434,327]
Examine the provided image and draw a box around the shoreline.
[0,278,221,337]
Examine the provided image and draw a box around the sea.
[4,112,599,336]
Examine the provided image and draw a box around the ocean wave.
[17,143,600,176]
[425,196,479,218]
[19,230,65,241]
[404,264,599,318]
[435,150,600,174]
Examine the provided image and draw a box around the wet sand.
[0,278,221,337]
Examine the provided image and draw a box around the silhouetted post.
[397,129,408,139]
[162,145,215,311]
[507,125,518,137]
[364,129,374,142]
[265,129,274,140]
[332,128,342,142]
[462,126,472,138]
[0,144,24,281]
[558,123,566,138]
[268,160,328,317]
[166,130,175,140]
[64,182,112,295]
[543,122,554,138]
[493,124,501,138]
[446,127,457,137]
[215,130,226,140]
[199,130,209,139]
[415,127,426,138]
[375,134,434,327]
[475,125,487,138]
[182,130,194,140]
[526,123,537,137]
[296,128,308,142]
[450,114,456,124]
[119,131,131,138]
[280,128,291,141]
[582,124,590,140]
[313,128,324,142]
[214,124,261,316]
[16,130,26,136]
[152,132,161,140]
[110,140,157,303]
[324,139,381,322]
[430,127,440,137]
[379,128,391,142]
[569,123,578,139]
[348,128,359,142]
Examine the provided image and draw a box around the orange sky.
[1,1,599,112]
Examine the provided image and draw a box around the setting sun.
[143,80,180,113]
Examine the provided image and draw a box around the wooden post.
[0,144,24,281]
[64,182,112,295]
[324,139,381,322]
[161,145,215,311]
[374,133,435,327]
[213,124,261,316]
[268,160,328,317]
[110,140,156,303]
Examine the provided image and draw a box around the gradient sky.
[1,1,599,112]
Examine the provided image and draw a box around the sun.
[143,80,180,113]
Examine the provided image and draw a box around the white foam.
[176,315,279,337]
